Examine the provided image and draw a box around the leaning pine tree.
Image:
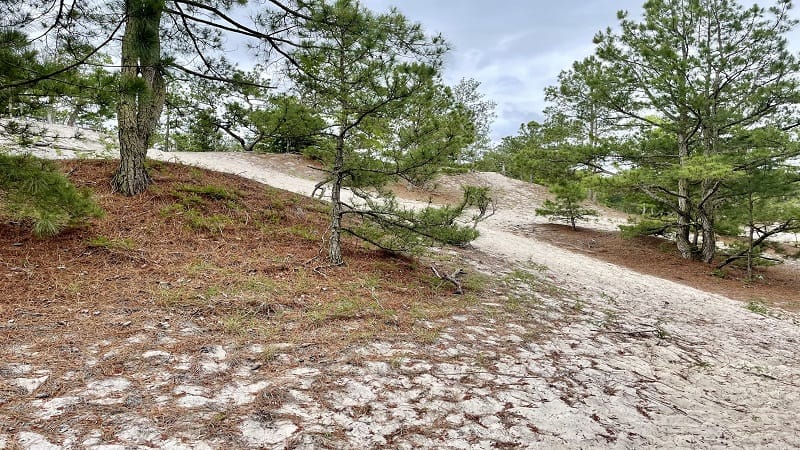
[281,0,488,265]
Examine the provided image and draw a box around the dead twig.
[430,264,466,295]
[312,264,332,278]
[305,223,331,266]
[435,370,540,380]
[592,329,660,336]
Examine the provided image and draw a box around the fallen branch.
[431,264,466,295]
[312,265,331,278]
[592,328,660,337]
[594,329,658,334]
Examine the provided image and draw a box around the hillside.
[1,135,800,448]
[1,159,467,346]
[154,148,800,307]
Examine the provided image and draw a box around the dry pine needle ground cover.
[3,159,797,360]
[0,160,477,367]
[526,223,800,310]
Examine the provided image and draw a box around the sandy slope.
[3,132,800,448]
[149,150,800,447]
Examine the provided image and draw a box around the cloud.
[347,1,800,141]
[494,104,543,141]
[359,0,643,139]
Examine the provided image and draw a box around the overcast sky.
[359,1,800,141]
[359,1,644,140]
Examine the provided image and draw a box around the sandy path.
[3,143,800,448]
[149,151,800,447]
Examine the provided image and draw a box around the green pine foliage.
[347,185,492,253]
[713,127,800,275]
[0,154,103,237]
[283,0,482,264]
[477,0,800,264]
[535,183,597,231]
[0,28,117,126]
[251,96,326,154]
[0,30,41,116]
[346,195,480,254]
[588,0,800,262]
[617,217,671,239]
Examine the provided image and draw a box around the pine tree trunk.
[699,35,721,265]
[747,225,754,280]
[112,0,165,196]
[676,211,693,259]
[698,207,715,263]
[676,131,693,259]
[66,103,82,127]
[329,181,343,265]
[328,134,345,266]
[746,193,755,280]
[112,129,152,195]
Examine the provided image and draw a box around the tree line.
[3,0,799,274]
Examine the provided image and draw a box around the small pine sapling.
[536,183,596,230]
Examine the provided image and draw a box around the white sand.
[4,125,800,448]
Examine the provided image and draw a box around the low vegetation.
[0,153,102,236]
[0,160,485,353]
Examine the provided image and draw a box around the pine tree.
[536,183,597,231]
[2,0,318,195]
[715,127,800,277]
[577,0,800,262]
[282,0,483,265]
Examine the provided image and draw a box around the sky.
[360,0,646,140]
[225,0,800,142]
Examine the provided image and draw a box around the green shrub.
[0,153,102,236]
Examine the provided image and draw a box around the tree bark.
[676,131,693,259]
[112,0,166,196]
[698,206,716,263]
[747,196,754,280]
[328,133,345,266]
[696,19,723,265]
[113,122,153,194]
[66,101,84,127]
